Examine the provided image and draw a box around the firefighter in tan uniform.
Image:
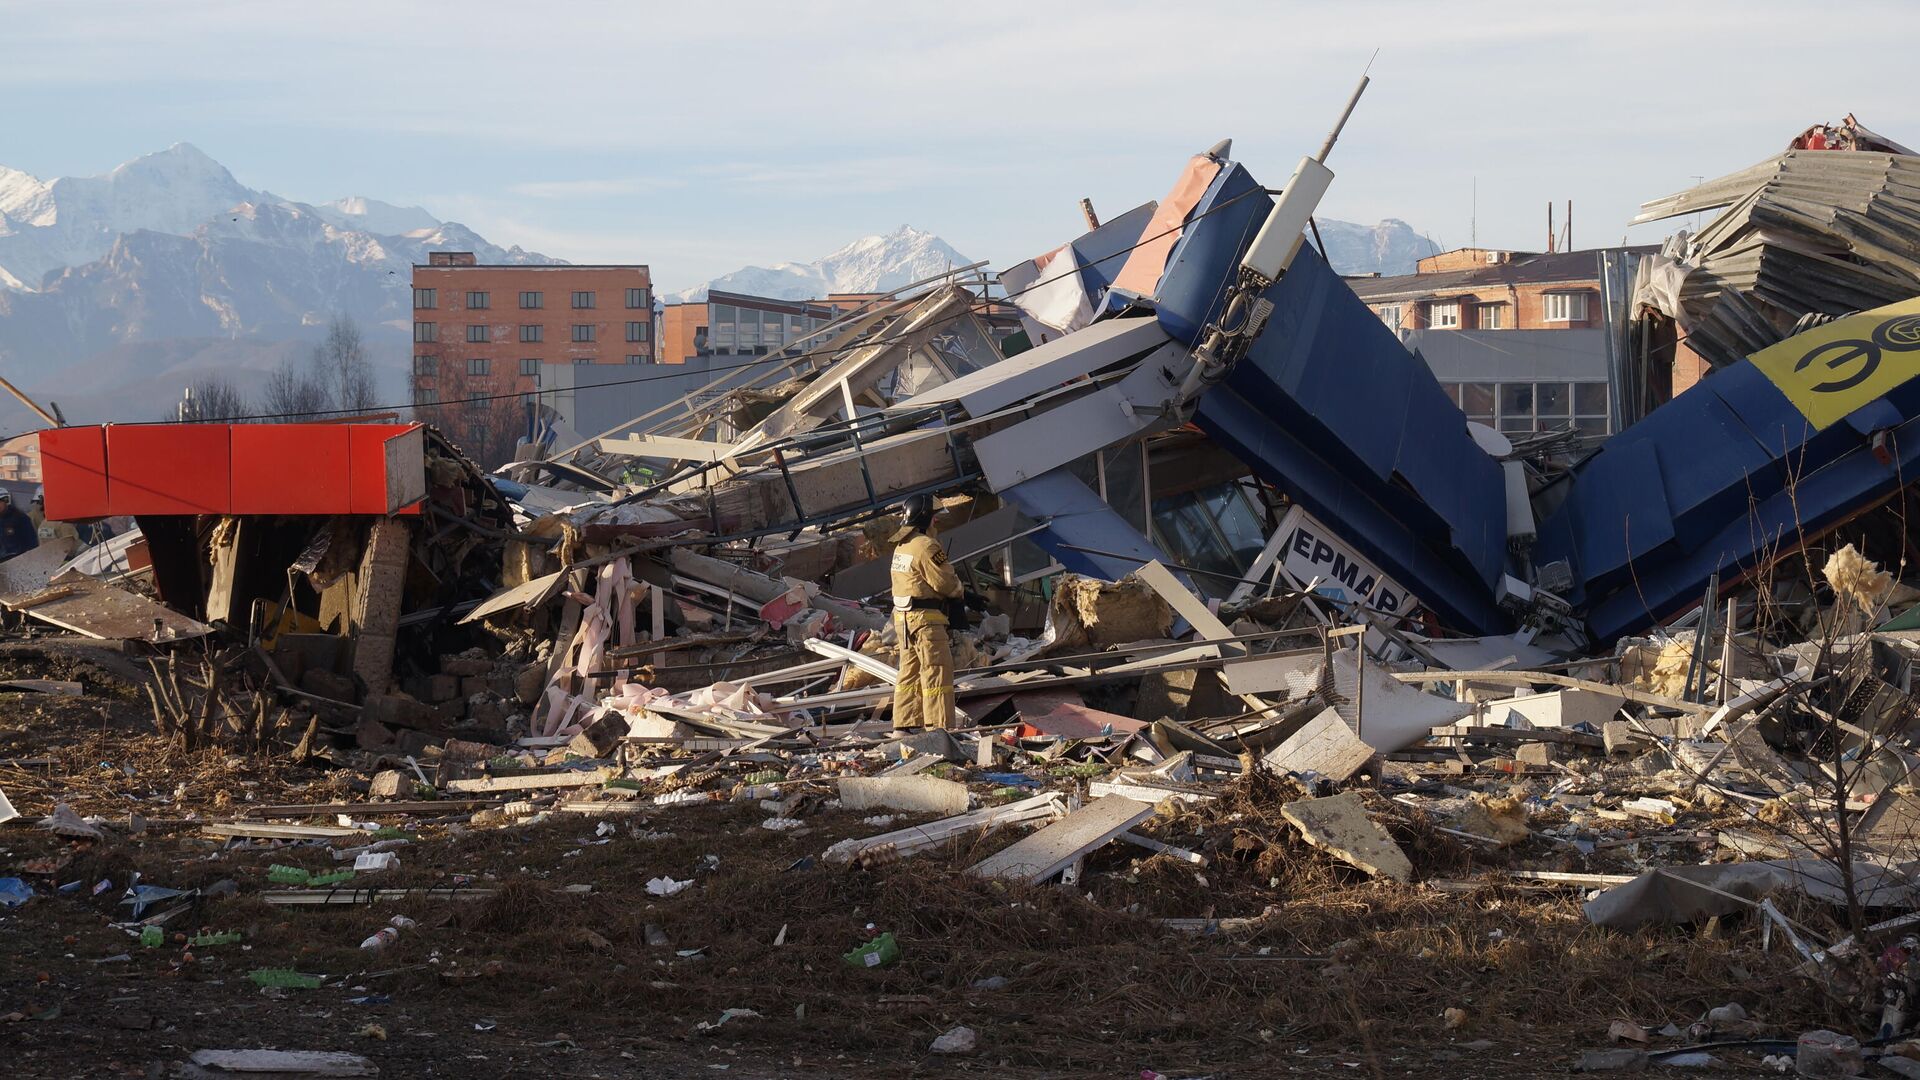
[888,493,963,731]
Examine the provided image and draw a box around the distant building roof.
[1347,247,1655,304]
[705,289,842,319]
[1404,328,1610,382]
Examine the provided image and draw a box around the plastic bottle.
[359,915,417,951]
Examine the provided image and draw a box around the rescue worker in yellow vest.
[888,493,963,731]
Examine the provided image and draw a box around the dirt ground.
[0,638,1847,1078]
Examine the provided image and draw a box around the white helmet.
[0,485,13,502]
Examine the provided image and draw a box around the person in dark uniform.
[0,487,39,561]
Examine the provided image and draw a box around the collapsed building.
[15,101,1920,1074]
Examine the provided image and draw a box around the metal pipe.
[1315,74,1371,164]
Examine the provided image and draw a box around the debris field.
[8,109,1920,1079]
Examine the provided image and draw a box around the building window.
[467,357,490,376]
[520,291,544,309]
[465,324,489,343]
[1448,380,1611,437]
[519,358,540,376]
[413,354,435,375]
[1378,304,1402,332]
[1477,304,1504,330]
[1574,381,1611,437]
[1458,382,1495,426]
[1544,291,1589,323]
[413,288,436,310]
[1148,483,1267,600]
[413,321,437,343]
[571,291,596,309]
[519,324,543,343]
[466,290,490,309]
[626,354,650,365]
[1428,300,1461,329]
[412,388,438,405]
[626,287,648,309]
[625,321,648,343]
[572,324,596,342]
[574,356,593,365]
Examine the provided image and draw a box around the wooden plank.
[1393,668,1710,714]
[0,539,73,600]
[2,576,211,641]
[242,799,506,818]
[444,768,613,794]
[804,638,898,686]
[1450,726,1605,749]
[0,679,83,695]
[1135,560,1243,655]
[1088,779,1217,805]
[185,1049,377,1076]
[201,822,363,840]
[460,569,566,625]
[1116,830,1208,865]
[261,887,499,905]
[597,433,739,462]
[969,795,1153,883]
[1506,870,1637,886]
[205,517,245,625]
[821,793,1064,865]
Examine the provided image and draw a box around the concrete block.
[426,674,460,703]
[439,655,492,677]
[369,770,406,799]
[567,712,631,758]
[1516,742,1556,767]
[1603,720,1637,756]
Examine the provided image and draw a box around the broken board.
[1262,707,1375,781]
[968,795,1153,883]
[1136,559,1243,655]
[1,575,211,641]
[1280,791,1411,882]
[838,775,970,816]
[180,1049,377,1076]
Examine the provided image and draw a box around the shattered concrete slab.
[1281,791,1411,882]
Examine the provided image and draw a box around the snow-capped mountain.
[0,144,557,425]
[669,225,971,303]
[1313,218,1439,277]
[309,196,442,237]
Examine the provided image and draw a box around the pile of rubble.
[16,110,1920,1076]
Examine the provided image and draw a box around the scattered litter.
[930,1025,977,1054]
[843,932,900,969]
[694,1007,763,1032]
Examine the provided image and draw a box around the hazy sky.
[4,0,1915,288]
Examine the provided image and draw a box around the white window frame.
[1477,303,1503,330]
[1378,304,1402,331]
[1544,291,1589,323]
[1428,300,1461,329]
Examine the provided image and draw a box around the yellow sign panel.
[1748,296,1920,430]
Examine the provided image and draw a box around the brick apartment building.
[1347,247,1634,334]
[1346,246,1658,440]
[410,252,654,406]
[0,432,41,486]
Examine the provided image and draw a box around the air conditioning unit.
[1484,251,1501,265]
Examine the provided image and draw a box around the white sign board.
[1274,505,1420,618]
